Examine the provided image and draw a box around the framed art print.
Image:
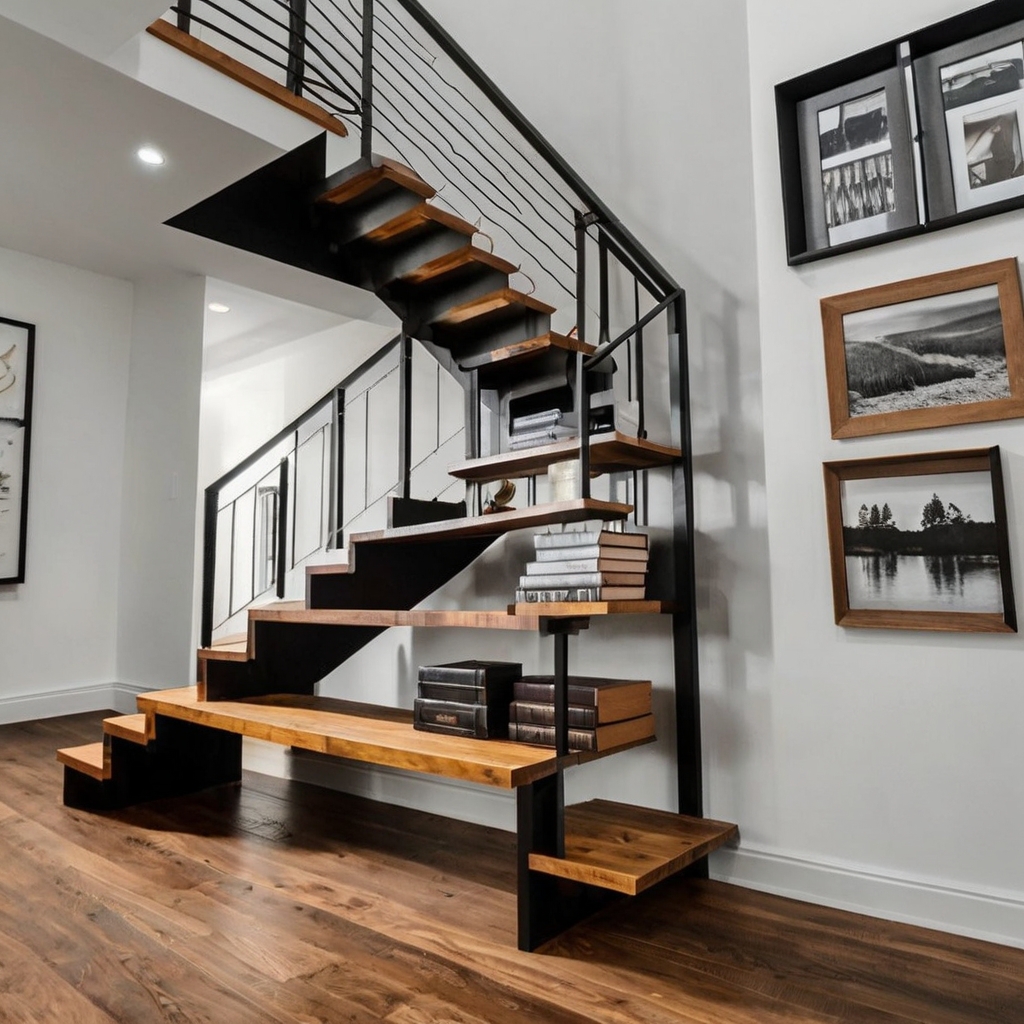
[0,316,35,584]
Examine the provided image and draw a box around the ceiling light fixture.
[137,146,165,166]
[208,302,231,314]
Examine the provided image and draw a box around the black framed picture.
[915,20,1024,220]
[0,317,35,584]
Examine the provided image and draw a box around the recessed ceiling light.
[137,146,165,166]
[208,302,231,314]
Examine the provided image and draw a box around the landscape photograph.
[840,283,1009,417]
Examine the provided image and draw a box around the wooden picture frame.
[823,446,1016,633]
[0,316,35,584]
[821,258,1024,438]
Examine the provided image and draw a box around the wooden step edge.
[349,498,632,545]
[361,202,478,244]
[102,713,154,746]
[198,645,249,663]
[317,159,435,206]
[305,562,352,577]
[56,742,110,781]
[458,332,596,372]
[146,21,347,137]
[393,245,518,286]
[432,288,557,328]
[528,803,738,895]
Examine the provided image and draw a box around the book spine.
[514,587,600,603]
[510,701,596,728]
[416,681,487,703]
[413,699,507,738]
[513,681,599,706]
[509,723,595,750]
[525,558,648,575]
[417,665,485,684]
[534,530,648,550]
[518,572,645,588]
[532,545,649,563]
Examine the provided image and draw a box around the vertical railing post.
[466,369,481,514]
[276,457,290,600]
[328,387,345,549]
[200,487,218,649]
[361,0,375,160]
[574,212,590,499]
[286,0,308,96]
[397,334,413,500]
[667,291,703,825]
[176,0,193,34]
[598,232,611,347]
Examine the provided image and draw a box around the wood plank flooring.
[3,711,1023,1023]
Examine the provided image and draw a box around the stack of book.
[514,528,649,603]
[412,660,521,739]
[508,408,578,451]
[509,676,654,751]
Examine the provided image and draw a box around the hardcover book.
[509,713,655,751]
[512,676,652,720]
[417,660,522,685]
[518,571,646,588]
[514,586,646,602]
[510,700,598,728]
[534,530,648,551]
[413,697,509,738]
[525,556,647,574]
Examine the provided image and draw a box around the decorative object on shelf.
[821,258,1024,438]
[413,660,521,738]
[547,459,580,502]
[515,528,648,604]
[0,316,35,585]
[776,1,1024,263]
[508,407,578,451]
[915,21,1024,219]
[822,446,1016,632]
[483,478,516,515]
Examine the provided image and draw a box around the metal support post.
[575,212,590,498]
[286,0,308,95]
[361,0,375,159]
[397,335,413,500]
[276,457,290,600]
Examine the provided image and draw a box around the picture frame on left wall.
[0,317,35,584]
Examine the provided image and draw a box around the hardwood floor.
[2,711,1023,1023]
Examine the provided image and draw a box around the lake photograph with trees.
[840,470,1004,613]
[841,284,1009,417]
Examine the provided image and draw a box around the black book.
[413,698,509,739]
[417,661,521,706]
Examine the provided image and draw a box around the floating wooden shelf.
[528,800,738,895]
[248,606,545,630]
[134,688,645,789]
[513,600,675,616]
[351,498,632,544]
[449,431,682,483]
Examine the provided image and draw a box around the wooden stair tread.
[211,631,248,648]
[198,644,249,662]
[528,800,738,895]
[449,431,682,483]
[360,202,477,245]
[102,714,153,746]
[136,688,619,789]
[56,742,110,781]
[459,332,595,387]
[394,245,517,287]
[317,158,434,206]
[351,498,631,544]
[431,288,556,329]
[305,563,351,576]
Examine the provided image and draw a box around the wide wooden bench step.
[351,498,631,544]
[448,431,682,483]
[317,157,434,206]
[137,688,604,789]
[528,800,738,895]
[360,202,477,246]
[431,288,556,330]
[103,714,153,746]
[56,742,110,781]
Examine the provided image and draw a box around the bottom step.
[528,799,737,895]
[56,742,109,781]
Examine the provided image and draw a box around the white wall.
[116,273,206,692]
[0,246,133,721]
[746,0,1024,945]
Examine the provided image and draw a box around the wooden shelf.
[513,600,674,616]
[351,498,632,545]
[528,800,738,895]
[449,431,682,483]
[135,688,644,790]
[248,607,545,630]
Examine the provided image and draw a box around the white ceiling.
[0,10,392,327]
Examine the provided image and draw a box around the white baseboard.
[0,681,152,724]
[711,844,1024,950]
[243,738,516,831]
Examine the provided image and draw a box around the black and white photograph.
[821,259,1024,438]
[818,89,895,244]
[0,317,32,420]
[823,448,1016,632]
[942,41,1024,211]
[0,316,34,584]
[0,423,26,583]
